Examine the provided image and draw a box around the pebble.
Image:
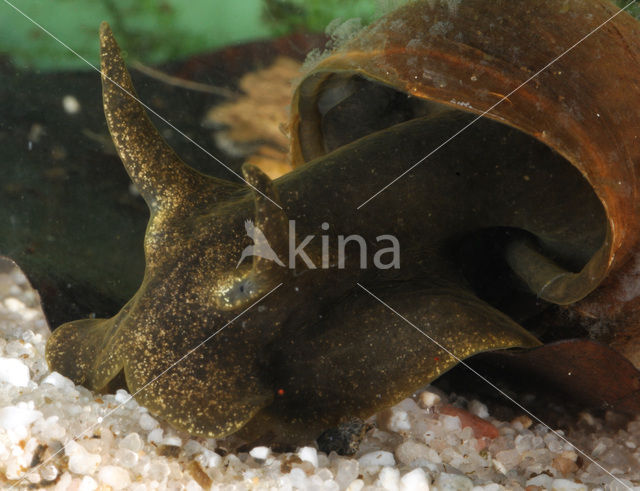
[395,440,432,466]
[115,447,138,468]
[512,415,533,429]
[4,297,26,312]
[119,432,143,452]
[553,455,579,475]
[147,461,170,481]
[359,450,396,467]
[526,474,554,488]
[250,446,270,460]
[40,464,58,481]
[0,357,29,386]
[0,262,638,489]
[147,427,164,444]
[299,446,319,467]
[41,371,75,390]
[468,400,489,419]
[78,475,98,491]
[551,478,588,490]
[114,389,132,404]
[418,390,442,408]
[441,414,463,431]
[0,402,42,434]
[196,448,222,468]
[162,435,182,446]
[378,466,401,490]
[400,468,430,490]
[386,409,411,432]
[54,472,72,490]
[346,480,365,491]
[439,405,499,439]
[66,441,101,475]
[139,412,159,430]
[495,448,521,471]
[335,459,359,489]
[435,472,473,490]
[98,465,131,490]
[62,95,81,114]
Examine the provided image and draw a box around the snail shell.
[290,0,640,309]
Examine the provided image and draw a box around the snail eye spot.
[232,278,254,301]
[212,274,261,310]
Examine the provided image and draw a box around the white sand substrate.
[0,262,639,490]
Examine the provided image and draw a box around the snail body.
[45,0,640,442]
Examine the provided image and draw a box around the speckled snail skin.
[46,0,640,444]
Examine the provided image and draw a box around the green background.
[0,0,396,70]
[0,0,637,71]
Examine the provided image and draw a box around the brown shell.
[289,0,640,306]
